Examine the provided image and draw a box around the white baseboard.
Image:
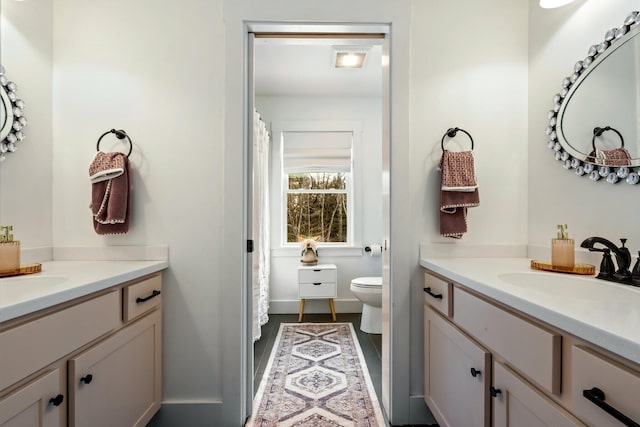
[269,298,362,314]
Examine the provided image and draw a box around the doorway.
[245,23,392,421]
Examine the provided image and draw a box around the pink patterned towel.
[89,152,130,235]
[597,148,631,166]
[439,150,478,191]
[439,150,479,239]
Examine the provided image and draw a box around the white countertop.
[0,260,168,323]
[420,257,640,365]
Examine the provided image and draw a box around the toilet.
[350,276,383,334]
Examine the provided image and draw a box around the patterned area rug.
[249,323,386,426]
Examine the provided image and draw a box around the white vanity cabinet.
[423,306,490,427]
[423,269,639,427]
[69,310,160,427]
[0,272,163,427]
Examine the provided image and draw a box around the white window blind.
[282,131,353,173]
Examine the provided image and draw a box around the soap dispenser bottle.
[0,226,20,272]
[551,224,574,269]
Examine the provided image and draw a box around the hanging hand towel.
[596,148,632,166]
[89,152,131,235]
[439,149,478,192]
[439,150,479,239]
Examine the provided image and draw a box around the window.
[281,131,353,245]
[286,172,349,243]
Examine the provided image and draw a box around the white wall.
[51,0,226,404]
[0,0,53,250]
[0,0,536,424]
[528,0,640,249]
[409,0,529,402]
[256,95,383,313]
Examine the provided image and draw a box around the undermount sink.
[0,275,69,302]
[497,272,640,303]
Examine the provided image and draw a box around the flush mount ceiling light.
[332,47,369,69]
[539,0,576,8]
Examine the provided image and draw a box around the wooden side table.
[297,264,337,322]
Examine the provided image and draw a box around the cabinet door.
[493,362,585,427]
[69,310,161,427]
[424,306,490,427]
[0,370,63,427]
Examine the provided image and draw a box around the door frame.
[245,20,392,416]
[223,13,413,426]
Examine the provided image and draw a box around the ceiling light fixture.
[539,0,576,9]
[332,47,369,69]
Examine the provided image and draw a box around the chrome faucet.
[580,237,634,284]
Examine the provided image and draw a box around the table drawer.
[571,345,640,427]
[123,274,162,322]
[424,273,452,317]
[453,287,561,394]
[299,268,336,284]
[299,282,337,299]
[0,291,120,391]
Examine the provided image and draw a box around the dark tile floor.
[254,313,435,427]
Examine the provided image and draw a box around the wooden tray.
[0,263,42,278]
[530,260,595,275]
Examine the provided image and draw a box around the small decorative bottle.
[551,224,574,269]
[0,226,20,272]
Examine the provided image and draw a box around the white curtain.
[252,111,270,342]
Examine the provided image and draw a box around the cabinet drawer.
[0,369,62,427]
[123,274,162,322]
[453,287,561,394]
[493,362,585,427]
[571,345,640,427]
[299,267,336,284]
[299,282,337,299]
[423,273,452,317]
[0,291,120,391]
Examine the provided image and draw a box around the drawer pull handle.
[470,368,481,378]
[49,394,64,406]
[490,386,502,398]
[313,282,322,286]
[583,387,639,427]
[136,290,161,304]
[80,374,93,384]
[423,287,443,299]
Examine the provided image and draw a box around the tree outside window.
[286,172,348,243]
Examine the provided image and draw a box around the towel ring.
[441,127,474,152]
[592,126,624,151]
[96,129,133,157]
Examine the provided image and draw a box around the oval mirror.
[0,86,14,141]
[0,66,27,162]
[547,11,640,185]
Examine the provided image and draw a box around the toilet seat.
[351,277,382,289]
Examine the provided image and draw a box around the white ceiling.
[254,39,383,97]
